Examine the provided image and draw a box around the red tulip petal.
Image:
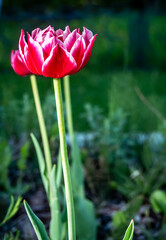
[55,28,63,36]
[23,45,39,74]
[19,29,33,72]
[64,29,77,51]
[41,25,52,33]
[19,30,27,60]
[42,44,77,78]
[42,37,56,58]
[63,25,71,41]
[78,34,97,71]
[11,50,31,76]
[42,37,65,57]
[55,28,63,41]
[82,27,93,46]
[42,26,55,38]
[19,31,40,74]
[39,26,54,38]
[70,36,86,70]
[31,28,41,39]
[27,33,44,74]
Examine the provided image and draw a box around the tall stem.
[53,78,76,240]
[63,75,74,143]
[30,75,52,175]
[63,75,84,197]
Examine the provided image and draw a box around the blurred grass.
[0,12,166,132]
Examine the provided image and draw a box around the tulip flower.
[11,50,31,76]
[10,25,97,240]
[13,25,97,78]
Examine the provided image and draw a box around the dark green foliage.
[3,231,20,240]
[0,141,11,190]
[150,190,166,214]
[115,142,166,199]
[112,197,141,239]
[109,71,166,132]
[0,93,57,139]
[0,196,22,226]
[0,139,30,210]
[84,102,166,198]
[83,103,135,169]
[83,100,166,239]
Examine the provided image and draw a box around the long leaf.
[75,196,96,240]
[31,133,49,196]
[123,219,134,240]
[49,165,61,240]
[71,136,97,240]
[24,201,50,240]
[0,196,22,226]
[71,135,84,197]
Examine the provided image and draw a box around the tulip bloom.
[11,50,32,76]
[11,25,97,78]
[10,25,97,240]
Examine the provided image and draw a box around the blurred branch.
[135,86,166,123]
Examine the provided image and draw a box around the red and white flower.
[11,25,97,78]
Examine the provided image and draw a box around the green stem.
[53,78,76,240]
[63,75,74,143]
[30,75,52,176]
[56,150,62,189]
[63,75,84,197]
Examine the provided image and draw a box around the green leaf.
[150,190,166,214]
[0,141,11,189]
[70,135,97,240]
[0,196,22,226]
[113,211,127,227]
[61,222,67,240]
[71,135,84,197]
[30,133,49,196]
[17,141,30,171]
[123,219,134,240]
[75,196,96,240]
[49,165,61,240]
[3,231,20,240]
[126,195,143,217]
[24,201,50,240]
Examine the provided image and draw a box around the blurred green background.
[1,1,166,134]
[0,0,166,239]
